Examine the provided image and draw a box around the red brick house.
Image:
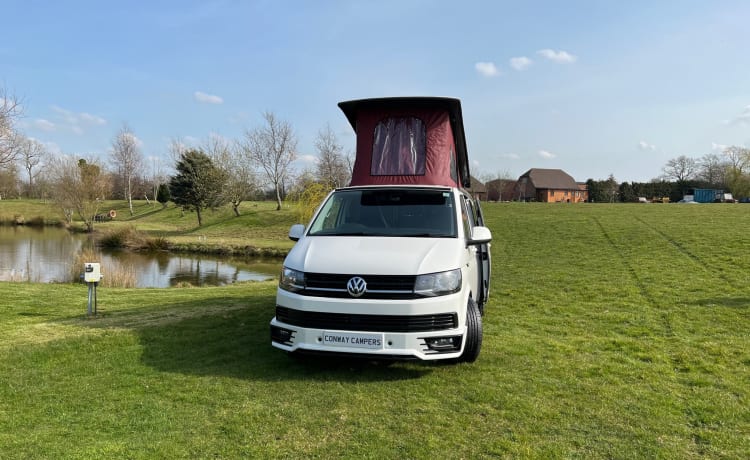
[515,168,588,202]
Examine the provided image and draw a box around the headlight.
[414,269,461,297]
[279,267,305,292]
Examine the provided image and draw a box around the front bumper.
[270,289,467,361]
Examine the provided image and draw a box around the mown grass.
[1,203,748,458]
[0,199,299,255]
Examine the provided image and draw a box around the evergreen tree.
[156,183,171,208]
[168,149,226,226]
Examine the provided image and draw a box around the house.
[466,175,487,200]
[515,168,588,203]
[485,178,518,201]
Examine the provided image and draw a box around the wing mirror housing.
[467,226,492,246]
[288,224,305,241]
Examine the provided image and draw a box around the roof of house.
[467,175,486,193]
[520,168,579,190]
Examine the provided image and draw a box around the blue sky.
[3,0,749,183]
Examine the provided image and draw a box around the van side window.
[461,197,476,237]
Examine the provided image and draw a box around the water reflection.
[0,226,280,287]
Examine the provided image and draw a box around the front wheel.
[459,298,483,363]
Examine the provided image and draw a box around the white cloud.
[298,154,318,164]
[711,142,729,152]
[50,105,107,134]
[537,49,577,63]
[475,61,501,77]
[726,105,750,125]
[194,91,224,104]
[79,112,107,125]
[638,141,656,151]
[510,56,532,71]
[34,119,56,132]
[538,150,556,159]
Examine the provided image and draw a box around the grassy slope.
[0,199,299,253]
[0,203,748,458]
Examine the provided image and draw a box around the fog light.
[271,325,295,345]
[424,335,461,352]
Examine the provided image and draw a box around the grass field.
[0,199,299,255]
[1,203,748,458]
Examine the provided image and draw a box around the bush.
[295,182,330,225]
[97,226,170,251]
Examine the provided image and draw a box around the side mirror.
[288,224,305,241]
[467,226,492,245]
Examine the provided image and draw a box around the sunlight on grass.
[1,203,748,458]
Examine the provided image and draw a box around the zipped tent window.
[371,117,426,176]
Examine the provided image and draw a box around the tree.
[698,153,727,187]
[50,156,111,232]
[1,89,22,169]
[723,146,750,198]
[662,155,697,183]
[17,136,48,197]
[480,170,514,201]
[241,111,298,210]
[723,145,750,174]
[156,183,171,207]
[205,134,256,217]
[314,124,350,188]
[169,149,226,226]
[110,124,144,216]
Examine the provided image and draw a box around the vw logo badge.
[347,276,367,297]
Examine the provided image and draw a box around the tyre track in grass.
[633,216,734,287]
[591,216,674,337]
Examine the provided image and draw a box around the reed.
[97,226,170,251]
[69,247,136,288]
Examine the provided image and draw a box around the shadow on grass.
[79,295,432,382]
[696,297,749,309]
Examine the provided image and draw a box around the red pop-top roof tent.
[338,97,471,189]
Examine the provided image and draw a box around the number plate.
[322,331,384,349]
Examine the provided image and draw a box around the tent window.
[371,117,426,176]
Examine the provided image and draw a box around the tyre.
[459,298,483,363]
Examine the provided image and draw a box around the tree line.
[1,87,351,230]
[586,149,750,203]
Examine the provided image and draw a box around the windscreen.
[308,189,456,238]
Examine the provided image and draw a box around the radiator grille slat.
[302,273,418,299]
[276,307,457,333]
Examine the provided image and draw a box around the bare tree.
[241,111,297,210]
[17,136,48,197]
[480,170,514,201]
[50,156,111,232]
[723,146,750,198]
[147,155,167,205]
[315,124,350,188]
[662,155,698,183]
[204,134,257,217]
[168,137,191,164]
[723,146,750,174]
[697,153,728,186]
[110,124,144,216]
[1,89,22,169]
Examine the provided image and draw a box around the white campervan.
[270,98,491,362]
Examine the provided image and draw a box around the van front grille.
[301,273,417,299]
[275,307,457,333]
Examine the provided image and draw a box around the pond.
[0,226,281,287]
